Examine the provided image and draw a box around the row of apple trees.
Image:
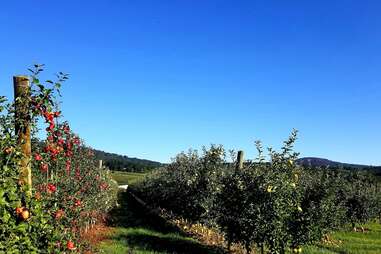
[0,65,118,253]
[134,130,381,254]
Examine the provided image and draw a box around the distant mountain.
[93,149,162,172]
[296,157,381,173]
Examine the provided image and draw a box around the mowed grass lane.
[304,222,381,254]
[97,191,225,254]
[111,171,147,186]
[101,171,224,253]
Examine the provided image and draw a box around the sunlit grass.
[98,227,206,254]
[111,171,147,186]
[303,222,381,254]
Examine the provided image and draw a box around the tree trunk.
[13,76,32,197]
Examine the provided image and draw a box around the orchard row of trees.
[134,131,381,254]
[0,66,118,253]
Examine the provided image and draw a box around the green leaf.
[1,211,11,223]
[16,223,27,234]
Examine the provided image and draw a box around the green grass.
[111,171,147,186]
[97,191,225,254]
[304,222,381,254]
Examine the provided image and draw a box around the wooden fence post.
[236,150,244,170]
[14,76,32,196]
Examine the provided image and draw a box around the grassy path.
[304,222,381,254]
[97,191,225,254]
[110,171,147,186]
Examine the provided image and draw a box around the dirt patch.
[81,222,115,251]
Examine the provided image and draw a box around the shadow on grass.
[105,191,226,254]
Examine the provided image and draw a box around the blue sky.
[1,1,380,164]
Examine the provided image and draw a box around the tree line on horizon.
[93,149,162,172]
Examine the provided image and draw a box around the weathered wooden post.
[14,76,32,196]
[98,160,103,169]
[236,150,244,170]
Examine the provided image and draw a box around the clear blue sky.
[1,1,380,165]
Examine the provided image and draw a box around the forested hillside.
[297,157,381,175]
[93,149,162,172]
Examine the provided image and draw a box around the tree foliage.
[0,65,118,253]
[135,130,381,254]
